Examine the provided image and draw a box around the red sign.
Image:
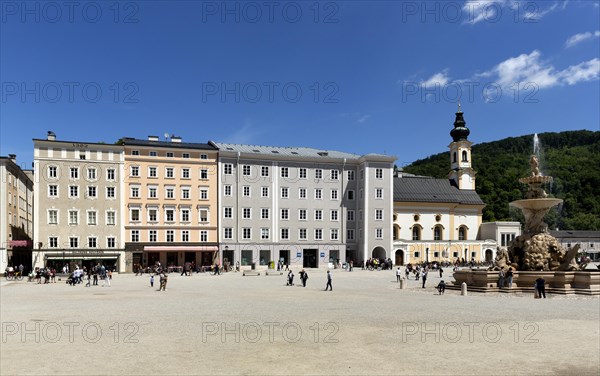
[9,240,30,247]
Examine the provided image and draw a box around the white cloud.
[421,70,450,87]
[482,50,599,89]
[565,30,600,48]
[357,115,371,124]
[463,0,566,24]
[223,121,262,144]
[463,0,506,24]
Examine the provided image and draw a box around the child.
[150,275,154,287]
[436,280,446,295]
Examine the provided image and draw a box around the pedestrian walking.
[439,267,443,278]
[325,270,332,291]
[150,275,154,287]
[396,267,402,283]
[507,267,514,289]
[535,276,546,299]
[421,269,427,288]
[300,269,308,287]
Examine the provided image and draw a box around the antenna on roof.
[164,133,169,141]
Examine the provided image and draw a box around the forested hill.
[401,130,600,231]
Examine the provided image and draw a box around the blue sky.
[1,0,599,170]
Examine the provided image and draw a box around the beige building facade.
[122,137,219,271]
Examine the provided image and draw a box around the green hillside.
[401,130,600,231]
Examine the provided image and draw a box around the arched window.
[434,226,442,241]
[461,151,468,162]
[458,226,467,240]
[412,227,421,241]
[453,152,457,163]
[393,224,400,240]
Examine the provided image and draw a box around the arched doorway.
[372,247,386,260]
[395,250,404,266]
[485,249,493,263]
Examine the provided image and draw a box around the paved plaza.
[1,268,599,375]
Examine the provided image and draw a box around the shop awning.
[46,255,119,260]
[143,246,218,251]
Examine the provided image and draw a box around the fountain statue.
[500,141,580,271]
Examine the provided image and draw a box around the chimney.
[47,131,56,141]
[148,136,159,142]
[8,154,16,160]
[171,136,182,143]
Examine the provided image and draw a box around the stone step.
[242,271,261,276]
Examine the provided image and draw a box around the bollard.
[399,278,407,289]
[461,282,467,296]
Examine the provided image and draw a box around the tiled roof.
[550,230,600,239]
[212,142,362,160]
[394,176,484,205]
[122,138,217,150]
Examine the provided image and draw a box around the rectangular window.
[315,229,323,240]
[242,228,251,240]
[281,187,289,198]
[224,185,232,196]
[281,228,289,240]
[68,210,78,225]
[87,211,97,225]
[48,166,57,178]
[261,208,269,219]
[199,208,209,223]
[347,229,355,240]
[299,209,307,220]
[224,228,233,239]
[149,230,157,242]
[183,153,190,159]
[348,190,355,200]
[165,209,175,222]
[69,185,79,198]
[87,168,96,180]
[261,228,270,240]
[87,186,97,198]
[331,210,338,221]
[243,208,251,219]
[69,237,79,248]
[180,186,190,199]
[48,209,58,224]
[70,167,79,179]
[299,168,307,179]
[107,237,116,248]
[199,169,208,179]
[149,166,157,178]
[130,166,139,177]
[242,165,251,176]
[166,230,174,242]
[148,186,158,199]
[88,237,97,248]
[166,152,174,158]
[166,167,174,178]
[106,211,116,225]
[330,170,338,180]
[200,187,208,200]
[280,167,289,178]
[224,207,233,219]
[261,187,269,197]
[299,229,307,240]
[315,169,322,179]
[148,208,157,222]
[131,150,140,156]
[181,208,190,222]
[107,169,115,180]
[166,187,174,199]
[106,187,115,198]
[348,210,355,221]
[330,229,339,240]
[182,168,191,179]
[48,185,58,197]
[130,208,140,222]
[261,166,269,177]
[331,189,338,200]
[224,164,233,175]
[200,231,208,242]
[375,209,383,221]
[182,231,190,242]
[376,228,383,239]
[200,154,208,160]
[243,186,251,197]
[281,209,289,220]
[376,168,383,179]
[347,170,355,180]
[131,230,139,242]
[49,237,58,248]
[315,189,322,199]
[299,188,306,199]
[376,188,383,199]
[130,186,139,198]
[315,210,323,221]
[149,151,157,157]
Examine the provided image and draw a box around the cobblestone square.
[1,269,599,375]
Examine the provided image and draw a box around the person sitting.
[436,280,446,295]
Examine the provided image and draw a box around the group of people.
[67,264,112,287]
[362,258,393,271]
[286,269,332,291]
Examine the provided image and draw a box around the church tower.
[448,103,476,190]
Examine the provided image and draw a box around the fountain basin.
[518,175,553,185]
[510,198,563,211]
